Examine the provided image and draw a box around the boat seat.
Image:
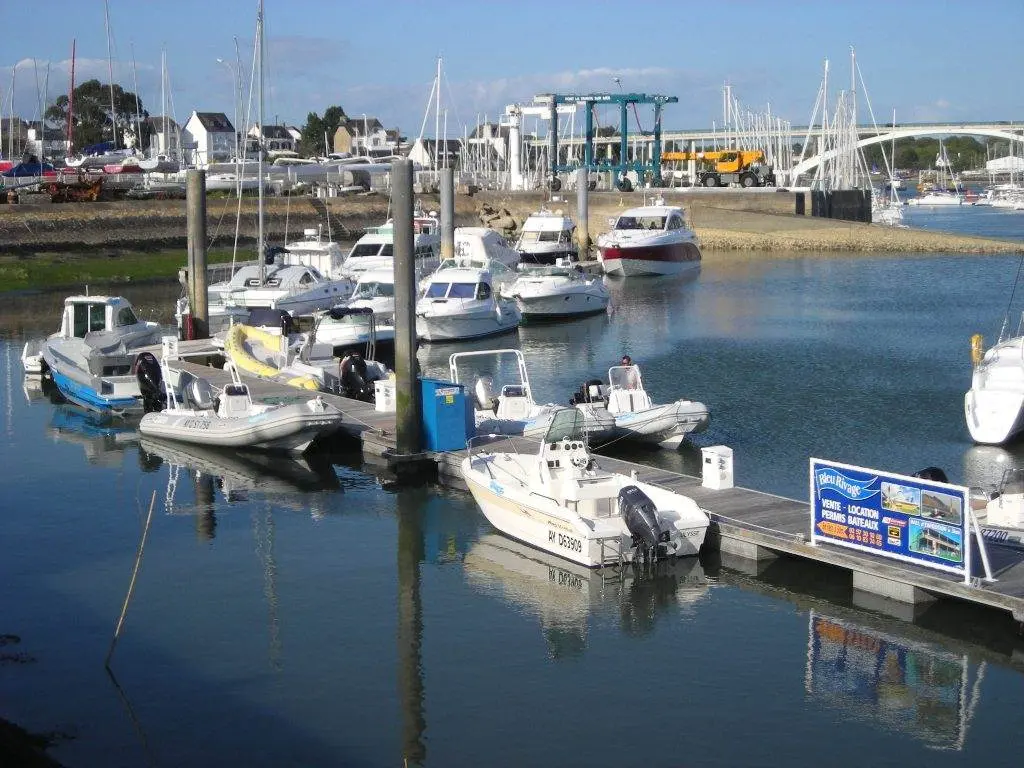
[217,383,252,418]
[186,376,217,410]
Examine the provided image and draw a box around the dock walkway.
[164,353,1024,625]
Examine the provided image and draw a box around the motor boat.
[972,466,1024,550]
[514,205,578,265]
[502,261,609,321]
[596,203,701,277]
[305,302,395,359]
[569,364,709,449]
[342,209,441,278]
[965,328,1024,445]
[339,268,397,324]
[908,191,963,206]
[454,227,521,269]
[38,295,164,414]
[461,409,709,568]
[139,360,344,453]
[280,225,349,280]
[223,307,390,401]
[416,261,521,342]
[180,258,356,335]
[449,349,614,443]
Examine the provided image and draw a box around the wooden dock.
[164,351,1024,627]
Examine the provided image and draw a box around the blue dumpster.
[420,378,473,452]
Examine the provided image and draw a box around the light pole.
[216,58,240,160]
[362,113,368,157]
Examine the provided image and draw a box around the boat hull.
[964,388,1024,445]
[139,402,343,453]
[612,401,710,447]
[513,290,609,320]
[462,455,707,568]
[599,241,702,277]
[416,306,521,342]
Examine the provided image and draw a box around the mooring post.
[392,159,422,457]
[185,168,209,339]
[440,166,454,261]
[576,167,590,258]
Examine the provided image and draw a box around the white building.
[182,111,236,167]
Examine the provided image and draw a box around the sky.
[2,0,1022,140]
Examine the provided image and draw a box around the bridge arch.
[789,127,1024,178]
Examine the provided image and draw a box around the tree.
[44,78,150,152]
[298,104,347,156]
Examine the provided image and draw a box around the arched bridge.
[789,124,1024,179]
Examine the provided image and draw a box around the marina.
[4,3,1024,765]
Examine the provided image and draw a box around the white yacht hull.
[613,400,710,446]
[513,290,609,319]
[964,388,1024,445]
[417,306,521,342]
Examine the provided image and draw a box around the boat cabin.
[422,267,497,302]
[612,206,686,233]
[606,365,652,413]
[280,227,347,279]
[60,295,142,339]
[515,208,577,264]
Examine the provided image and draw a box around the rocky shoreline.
[0,190,1018,256]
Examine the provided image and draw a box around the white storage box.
[701,445,734,490]
[375,379,397,412]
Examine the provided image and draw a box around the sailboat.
[909,140,964,206]
[177,1,354,335]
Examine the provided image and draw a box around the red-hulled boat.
[596,204,701,277]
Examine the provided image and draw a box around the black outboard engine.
[618,485,669,565]
[569,378,605,406]
[341,354,371,400]
[914,466,949,483]
[134,352,165,413]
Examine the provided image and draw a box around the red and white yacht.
[596,203,701,276]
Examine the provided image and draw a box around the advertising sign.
[810,459,969,578]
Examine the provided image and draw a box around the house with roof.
[333,116,399,157]
[248,124,297,156]
[182,111,237,167]
[467,122,510,170]
[407,138,463,170]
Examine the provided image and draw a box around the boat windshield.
[517,264,575,278]
[543,408,585,443]
[519,230,565,244]
[349,242,386,258]
[608,365,642,390]
[424,282,476,299]
[615,215,665,231]
[352,281,394,300]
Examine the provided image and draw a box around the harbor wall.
[0,189,1018,255]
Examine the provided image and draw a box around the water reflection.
[805,610,984,751]
[463,534,709,659]
[138,437,340,536]
[45,403,140,467]
[396,488,426,767]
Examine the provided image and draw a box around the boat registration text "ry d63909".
[549,529,582,553]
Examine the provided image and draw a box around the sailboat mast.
[103,0,118,148]
[160,50,165,155]
[258,0,265,283]
[434,56,441,170]
[67,39,76,156]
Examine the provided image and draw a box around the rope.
[999,250,1024,341]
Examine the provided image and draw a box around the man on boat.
[620,355,640,389]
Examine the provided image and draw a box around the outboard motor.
[913,466,949,484]
[618,485,669,565]
[569,378,604,406]
[134,352,165,413]
[340,354,371,400]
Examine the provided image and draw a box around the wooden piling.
[392,159,422,457]
[440,167,454,261]
[185,169,209,339]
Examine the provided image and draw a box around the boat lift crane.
[536,92,678,192]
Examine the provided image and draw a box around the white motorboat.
[461,409,709,568]
[341,268,397,323]
[908,191,963,206]
[596,203,701,277]
[305,302,396,358]
[280,225,349,280]
[449,349,614,443]
[502,261,609,321]
[224,308,391,401]
[973,466,1024,550]
[416,262,521,342]
[569,364,709,449]
[514,205,578,265]
[343,209,441,278]
[139,360,344,453]
[184,260,356,334]
[965,329,1024,445]
[454,227,521,269]
[38,295,164,414]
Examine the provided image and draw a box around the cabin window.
[73,304,89,337]
[614,216,637,230]
[538,231,560,243]
[380,244,394,257]
[299,272,315,285]
[449,283,476,299]
[475,282,492,300]
[668,216,682,230]
[349,243,381,258]
[425,282,450,298]
[89,304,106,333]
[115,307,138,327]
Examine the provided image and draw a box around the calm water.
[3,212,1024,766]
